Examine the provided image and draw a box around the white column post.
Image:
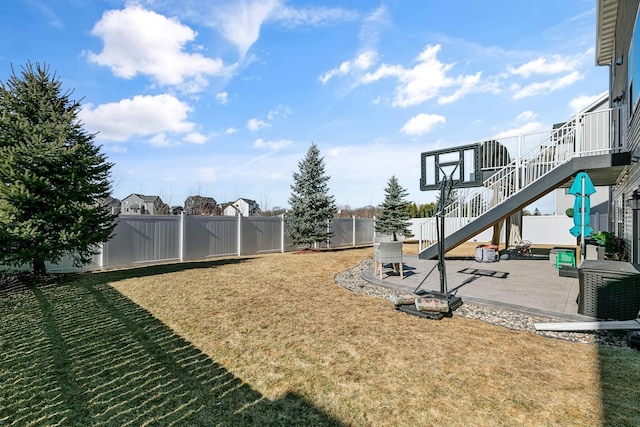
[179,212,185,262]
[516,134,521,192]
[237,214,242,256]
[99,242,105,270]
[373,216,376,242]
[575,115,583,154]
[280,214,285,253]
[352,215,356,246]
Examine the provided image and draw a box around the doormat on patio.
[458,268,509,279]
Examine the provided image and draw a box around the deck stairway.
[418,107,631,260]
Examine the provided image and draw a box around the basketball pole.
[436,161,460,295]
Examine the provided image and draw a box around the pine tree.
[285,143,337,247]
[375,176,414,241]
[0,62,117,274]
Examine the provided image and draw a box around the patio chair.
[374,241,404,279]
[556,250,576,269]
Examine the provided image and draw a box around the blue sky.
[0,0,607,213]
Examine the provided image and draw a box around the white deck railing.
[419,108,619,248]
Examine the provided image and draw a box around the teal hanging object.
[568,171,596,239]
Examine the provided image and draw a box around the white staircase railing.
[419,108,618,249]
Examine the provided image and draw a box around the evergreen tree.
[285,143,337,247]
[0,62,117,274]
[375,176,414,241]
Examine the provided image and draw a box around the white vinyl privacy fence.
[33,215,375,273]
[5,214,611,273]
[410,214,609,247]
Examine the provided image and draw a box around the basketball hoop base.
[396,291,463,320]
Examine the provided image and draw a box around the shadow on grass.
[598,345,640,426]
[0,271,342,426]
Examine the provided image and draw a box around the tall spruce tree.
[375,176,414,241]
[285,143,337,247]
[0,62,117,274]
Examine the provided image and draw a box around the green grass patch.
[0,273,339,426]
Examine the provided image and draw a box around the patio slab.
[362,255,597,321]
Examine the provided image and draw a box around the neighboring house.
[555,186,610,217]
[553,93,611,222]
[599,0,640,262]
[99,196,121,215]
[121,194,169,215]
[184,195,217,215]
[222,198,259,216]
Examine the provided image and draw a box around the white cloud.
[516,111,538,121]
[267,104,292,120]
[247,118,270,131]
[360,44,480,107]
[195,1,357,58]
[225,127,238,134]
[569,93,606,113]
[359,6,389,48]
[80,94,194,142]
[493,122,544,138]
[512,71,583,99]
[400,113,446,136]
[508,55,578,78]
[216,91,229,104]
[328,147,348,157]
[272,5,359,27]
[438,72,482,104]
[253,138,292,151]
[184,132,209,144]
[319,50,378,84]
[148,133,175,147]
[211,0,281,57]
[86,4,228,92]
[318,6,386,85]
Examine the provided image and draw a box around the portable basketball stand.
[396,161,463,320]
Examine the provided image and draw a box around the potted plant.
[587,231,627,261]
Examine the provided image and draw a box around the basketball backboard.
[420,143,481,191]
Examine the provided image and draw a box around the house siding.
[610,0,640,261]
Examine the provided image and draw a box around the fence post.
[179,212,185,262]
[280,214,285,253]
[99,242,105,270]
[237,214,242,256]
[352,216,356,246]
[373,216,376,240]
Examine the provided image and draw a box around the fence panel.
[184,216,238,260]
[104,216,180,268]
[241,217,283,255]
[355,219,375,245]
[8,216,376,272]
[329,218,354,247]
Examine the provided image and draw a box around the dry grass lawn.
[106,246,639,426]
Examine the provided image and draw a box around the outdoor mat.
[458,268,509,279]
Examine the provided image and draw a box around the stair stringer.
[418,153,625,260]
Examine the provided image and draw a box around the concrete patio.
[362,254,597,321]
